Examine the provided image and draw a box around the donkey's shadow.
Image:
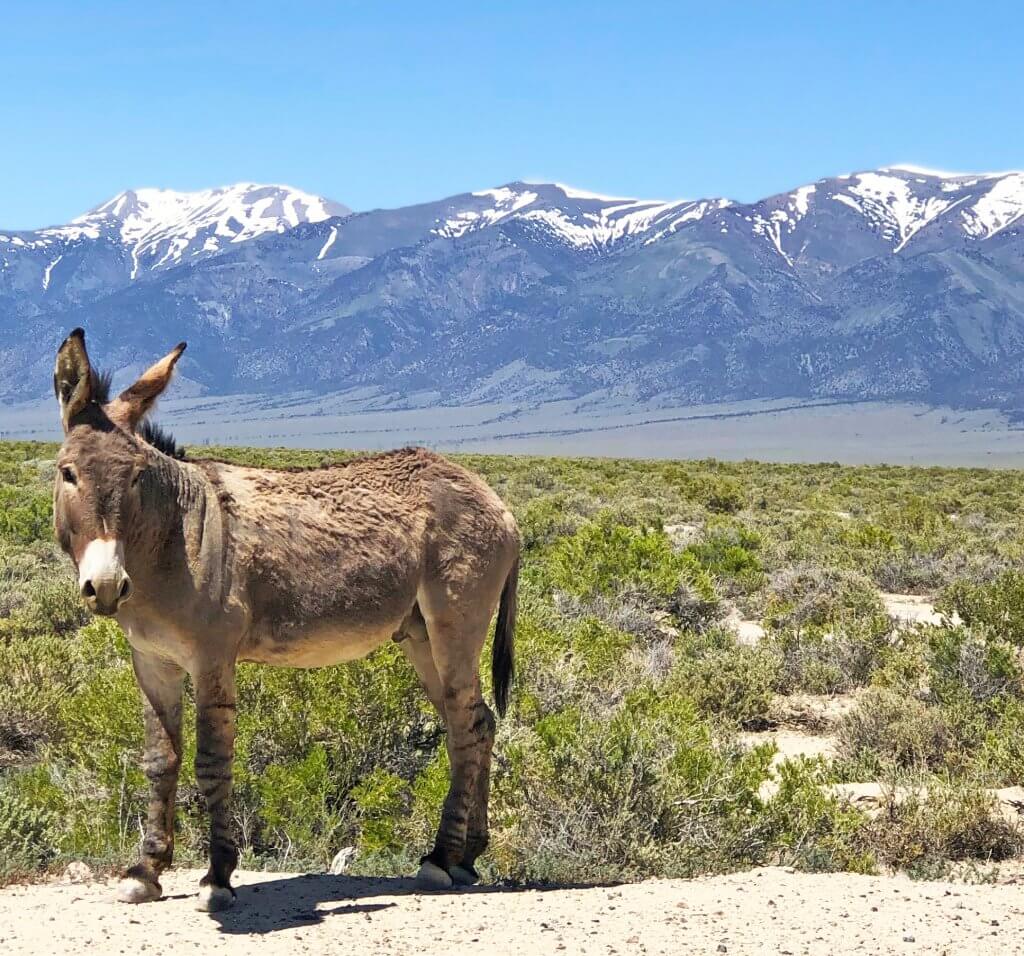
[208,873,576,935]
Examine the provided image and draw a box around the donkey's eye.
[60,467,77,486]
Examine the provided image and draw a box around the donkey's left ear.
[54,328,97,432]
[106,342,187,430]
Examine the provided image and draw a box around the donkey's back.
[197,447,519,669]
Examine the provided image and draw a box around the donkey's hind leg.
[410,601,497,891]
[398,610,495,889]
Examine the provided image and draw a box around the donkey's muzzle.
[81,572,132,616]
[78,537,131,616]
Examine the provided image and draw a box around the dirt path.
[3,866,1024,955]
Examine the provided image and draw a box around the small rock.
[329,846,356,875]
[903,935,915,943]
[62,862,93,884]
[717,946,728,953]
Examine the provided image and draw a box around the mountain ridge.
[3,166,1024,419]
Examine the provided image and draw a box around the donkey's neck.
[142,449,208,540]
[124,449,229,612]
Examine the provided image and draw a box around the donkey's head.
[53,329,186,616]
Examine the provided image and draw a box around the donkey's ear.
[53,328,96,432]
[106,342,187,430]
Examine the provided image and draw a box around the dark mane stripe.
[139,419,186,459]
[93,368,113,404]
[92,367,183,458]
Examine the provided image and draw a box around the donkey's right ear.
[53,328,96,431]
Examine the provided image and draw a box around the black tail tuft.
[492,558,518,718]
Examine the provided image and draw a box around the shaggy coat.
[51,329,519,909]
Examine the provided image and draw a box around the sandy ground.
[3,866,1024,955]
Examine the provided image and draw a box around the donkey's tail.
[492,557,518,718]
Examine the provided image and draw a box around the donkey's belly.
[239,619,400,668]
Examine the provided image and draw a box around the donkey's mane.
[139,420,186,460]
[92,366,184,459]
[93,368,114,404]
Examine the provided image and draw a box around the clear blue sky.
[3,0,1022,229]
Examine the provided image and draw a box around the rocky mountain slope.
[2,167,1023,413]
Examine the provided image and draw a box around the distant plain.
[2,394,1022,466]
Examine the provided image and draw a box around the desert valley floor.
[3,394,1024,466]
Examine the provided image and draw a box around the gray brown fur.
[51,329,520,906]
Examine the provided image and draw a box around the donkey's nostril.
[119,577,132,600]
[82,580,96,599]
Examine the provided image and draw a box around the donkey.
[51,329,520,911]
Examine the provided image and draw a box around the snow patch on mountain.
[434,187,540,239]
[961,173,1024,239]
[750,184,818,265]
[832,172,958,252]
[42,254,62,290]
[433,183,727,251]
[30,184,349,276]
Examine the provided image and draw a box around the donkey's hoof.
[116,876,162,904]
[449,864,480,886]
[414,860,454,891]
[196,884,236,912]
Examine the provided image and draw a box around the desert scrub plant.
[516,492,590,551]
[685,519,765,596]
[836,687,951,776]
[758,758,875,873]
[925,624,1023,705]
[764,563,885,632]
[668,628,778,727]
[862,782,1023,874]
[767,615,892,695]
[0,781,58,875]
[938,570,1024,645]
[489,691,774,883]
[667,472,746,514]
[545,513,720,630]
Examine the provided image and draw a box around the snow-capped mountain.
[429,183,731,251]
[3,166,1024,418]
[66,184,350,276]
[740,165,1024,266]
[0,183,349,298]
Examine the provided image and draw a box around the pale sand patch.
[723,606,766,646]
[741,729,838,766]
[881,593,959,628]
[742,727,839,800]
[769,692,860,730]
[3,866,1024,954]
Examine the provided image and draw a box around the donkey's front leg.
[117,651,184,904]
[193,659,239,912]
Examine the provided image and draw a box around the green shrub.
[546,514,719,629]
[759,758,874,873]
[863,783,1022,873]
[765,564,885,632]
[490,692,773,882]
[670,629,778,726]
[837,688,951,775]
[939,571,1024,646]
[0,780,58,873]
[686,520,765,594]
[769,616,891,695]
